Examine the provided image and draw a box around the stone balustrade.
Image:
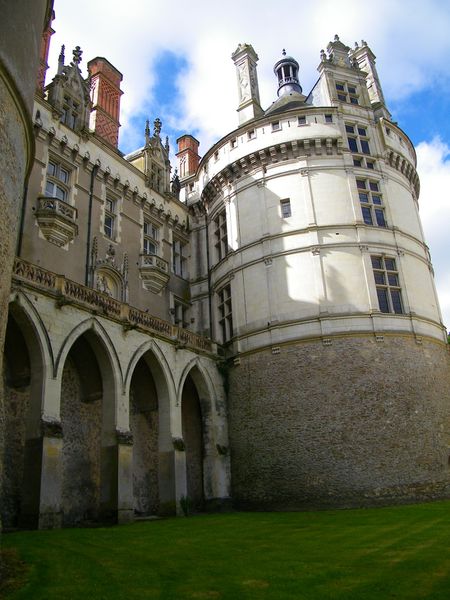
[12,257,214,353]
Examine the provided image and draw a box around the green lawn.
[3,501,450,599]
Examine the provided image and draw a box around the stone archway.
[128,346,172,516]
[60,328,117,526]
[181,372,205,511]
[1,301,48,529]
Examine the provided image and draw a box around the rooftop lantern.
[273,49,302,97]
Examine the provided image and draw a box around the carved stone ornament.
[172,437,186,451]
[41,417,63,438]
[35,196,78,247]
[116,429,133,445]
[139,253,170,293]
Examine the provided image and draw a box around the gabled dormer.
[46,45,91,134]
[126,118,171,195]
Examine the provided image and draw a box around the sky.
[47,0,450,330]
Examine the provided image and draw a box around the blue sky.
[47,0,450,328]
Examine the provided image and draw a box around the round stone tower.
[182,37,450,509]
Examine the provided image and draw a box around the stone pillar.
[0,1,54,532]
[116,429,134,524]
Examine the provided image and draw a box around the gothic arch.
[8,290,54,376]
[124,339,175,400]
[54,317,122,387]
[178,358,216,413]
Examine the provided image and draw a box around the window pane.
[55,186,66,201]
[298,116,306,125]
[384,258,396,271]
[338,93,347,101]
[358,127,366,136]
[350,97,359,104]
[348,86,357,94]
[345,124,354,133]
[59,167,69,184]
[353,159,362,167]
[371,256,382,269]
[375,209,386,227]
[377,288,390,313]
[336,83,345,91]
[325,114,333,123]
[45,181,54,196]
[359,193,369,203]
[372,195,382,205]
[367,161,374,170]
[104,215,114,238]
[348,138,358,152]
[391,290,403,314]
[388,274,399,286]
[47,161,56,176]
[374,272,385,285]
[369,181,379,192]
[356,179,366,189]
[281,200,291,218]
[361,140,370,154]
[362,207,373,225]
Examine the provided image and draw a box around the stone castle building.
[2,14,450,528]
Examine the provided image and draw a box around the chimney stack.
[88,57,123,148]
[36,9,55,94]
[176,135,200,179]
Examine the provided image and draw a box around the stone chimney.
[176,135,200,179]
[87,57,123,148]
[36,9,55,94]
[231,43,263,125]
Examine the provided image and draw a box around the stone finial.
[72,46,82,65]
[334,34,340,42]
[153,117,162,137]
[145,119,151,145]
[165,135,170,153]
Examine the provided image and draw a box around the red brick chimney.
[87,57,123,148]
[176,135,200,179]
[36,9,55,94]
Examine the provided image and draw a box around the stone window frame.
[356,178,386,228]
[171,295,189,328]
[103,196,117,240]
[61,94,80,130]
[346,122,371,155]
[280,198,292,218]
[213,209,228,262]
[371,255,404,314]
[217,283,233,343]
[45,155,72,203]
[143,219,160,256]
[335,81,359,105]
[271,120,281,132]
[172,236,188,278]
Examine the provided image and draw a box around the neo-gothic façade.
[2,13,450,529]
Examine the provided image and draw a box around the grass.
[3,501,450,599]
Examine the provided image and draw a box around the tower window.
[280,199,292,218]
[247,129,256,140]
[217,284,233,343]
[230,138,237,149]
[272,121,281,132]
[346,123,371,155]
[45,159,70,202]
[357,179,386,227]
[335,82,359,105]
[61,95,79,130]
[298,116,306,126]
[325,114,333,123]
[172,238,187,277]
[371,256,403,314]
[213,210,228,262]
[104,197,116,239]
[143,220,159,255]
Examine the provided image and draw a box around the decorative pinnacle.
[59,44,65,62]
[145,119,150,137]
[153,117,162,137]
[282,49,286,56]
[72,46,82,65]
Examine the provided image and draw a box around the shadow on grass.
[0,548,29,598]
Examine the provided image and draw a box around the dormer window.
[336,82,359,105]
[61,95,79,130]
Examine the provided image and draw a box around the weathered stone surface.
[228,335,450,509]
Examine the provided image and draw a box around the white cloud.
[416,139,450,330]
[47,0,450,331]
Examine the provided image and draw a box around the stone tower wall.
[228,334,450,509]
